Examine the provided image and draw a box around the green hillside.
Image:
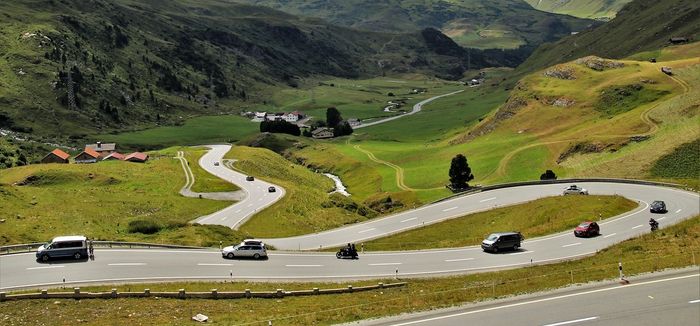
[234,0,595,49]
[0,0,525,143]
[521,0,700,74]
[525,0,633,20]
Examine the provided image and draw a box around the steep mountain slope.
[525,0,633,20]
[0,0,522,140]
[521,0,700,74]
[233,0,595,49]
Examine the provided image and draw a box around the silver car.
[563,185,588,195]
[222,243,267,259]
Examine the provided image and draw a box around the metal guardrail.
[0,241,209,256]
[0,282,407,301]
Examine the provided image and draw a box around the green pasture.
[0,150,244,246]
[98,115,259,150]
[225,146,381,238]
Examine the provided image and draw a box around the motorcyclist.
[649,218,659,230]
[351,243,357,257]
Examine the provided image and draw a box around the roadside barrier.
[0,282,406,302]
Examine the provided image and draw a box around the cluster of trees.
[260,120,301,136]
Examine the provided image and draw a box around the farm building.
[41,149,70,164]
[74,147,100,164]
[85,142,117,158]
[311,127,334,139]
[124,152,149,163]
[103,152,125,161]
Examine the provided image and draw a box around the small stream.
[323,173,351,197]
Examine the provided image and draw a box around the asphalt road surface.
[264,182,699,250]
[1,180,697,290]
[351,270,700,326]
[191,144,285,229]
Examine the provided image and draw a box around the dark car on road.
[268,186,276,193]
[574,221,600,237]
[481,232,523,253]
[650,200,667,213]
[246,176,254,181]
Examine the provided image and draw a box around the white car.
[563,185,588,195]
[222,242,267,259]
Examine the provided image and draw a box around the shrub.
[128,219,163,234]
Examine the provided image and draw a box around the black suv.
[481,232,524,253]
[650,200,666,213]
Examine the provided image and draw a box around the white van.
[36,235,88,261]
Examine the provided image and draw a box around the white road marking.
[197,263,233,266]
[510,251,535,255]
[562,243,581,248]
[377,273,697,326]
[603,233,617,238]
[258,198,263,201]
[235,209,242,213]
[658,216,666,221]
[442,206,458,212]
[108,263,146,266]
[220,215,227,221]
[358,228,376,234]
[285,264,323,267]
[401,217,417,223]
[543,316,599,326]
[632,224,644,229]
[247,204,253,207]
[676,209,682,213]
[445,258,474,262]
[689,299,700,304]
[26,265,65,270]
[369,262,402,266]
[479,197,497,203]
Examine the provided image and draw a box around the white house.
[252,112,267,122]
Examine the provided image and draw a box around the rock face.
[543,65,576,80]
[576,56,625,71]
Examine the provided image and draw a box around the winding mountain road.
[1,175,697,290]
[191,145,285,229]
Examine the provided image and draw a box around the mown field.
[0,149,245,246]
[362,195,637,251]
[2,215,697,325]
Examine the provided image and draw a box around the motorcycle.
[336,247,358,259]
[649,219,659,231]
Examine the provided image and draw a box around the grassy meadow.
[2,215,697,325]
[290,48,699,206]
[99,115,259,151]
[0,150,247,246]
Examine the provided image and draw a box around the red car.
[574,221,600,237]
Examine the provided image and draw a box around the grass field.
[98,115,260,151]
[174,147,240,193]
[288,49,699,207]
[2,215,697,325]
[224,146,380,238]
[362,195,637,251]
[0,150,246,246]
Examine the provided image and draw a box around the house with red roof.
[124,152,149,163]
[74,147,100,164]
[103,152,125,161]
[41,149,70,164]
